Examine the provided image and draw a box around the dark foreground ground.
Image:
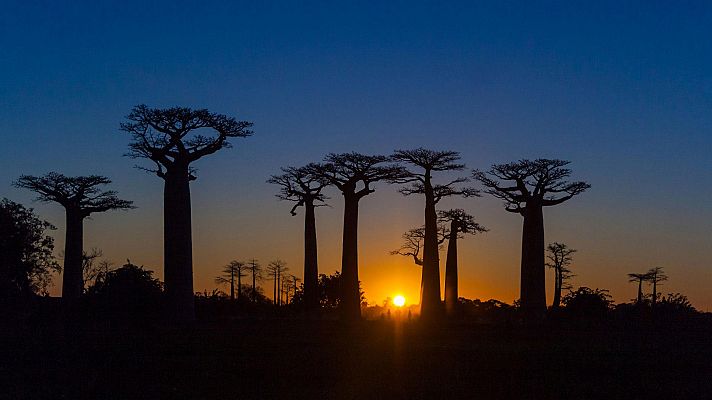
[2,319,711,400]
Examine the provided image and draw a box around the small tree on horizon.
[627,272,651,305]
[247,259,262,302]
[215,260,247,301]
[545,242,576,310]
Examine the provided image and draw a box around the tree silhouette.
[474,159,589,320]
[391,225,448,304]
[627,272,651,305]
[647,267,668,308]
[266,260,289,305]
[438,209,487,316]
[268,165,329,311]
[121,104,253,322]
[215,261,247,301]
[14,173,133,302]
[247,259,262,302]
[81,248,113,292]
[309,153,406,320]
[0,198,59,301]
[392,148,478,319]
[545,242,576,310]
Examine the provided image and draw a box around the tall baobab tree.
[215,260,247,301]
[266,260,289,305]
[627,272,650,305]
[309,153,406,320]
[121,104,253,321]
[392,148,478,319]
[545,242,576,310]
[268,165,329,311]
[474,159,589,320]
[438,209,487,316]
[247,258,262,302]
[14,173,133,302]
[647,266,668,308]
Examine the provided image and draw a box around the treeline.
[1,104,706,326]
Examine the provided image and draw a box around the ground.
[1,319,710,399]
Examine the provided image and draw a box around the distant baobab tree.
[474,159,589,320]
[247,259,262,302]
[392,148,479,319]
[391,227,426,266]
[309,153,406,320]
[14,173,133,302]
[391,224,448,303]
[121,104,253,322]
[647,266,668,308]
[268,165,329,311]
[438,209,487,316]
[627,272,650,305]
[215,260,247,301]
[266,260,289,305]
[545,242,576,310]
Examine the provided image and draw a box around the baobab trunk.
[62,210,84,301]
[230,268,235,301]
[444,222,458,317]
[421,178,442,319]
[637,279,643,305]
[340,194,361,320]
[163,166,195,322]
[237,271,242,301]
[303,201,319,311]
[552,269,561,309]
[520,204,546,320]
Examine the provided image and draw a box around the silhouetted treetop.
[267,165,330,215]
[392,148,479,200]
[390,225,448,266]
[473,159,590,213]
[121,104,253,179]
[309,152,407,198]
[392,148,466,172]
[14,173,134,216]
[437,209,488,237]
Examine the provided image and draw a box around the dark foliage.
[0,199,59,300]
[83,260,163,324]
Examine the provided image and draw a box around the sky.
[1,1,711,309]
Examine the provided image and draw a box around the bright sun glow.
[393,295,406,307]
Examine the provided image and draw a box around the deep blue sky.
[1,1,711,307]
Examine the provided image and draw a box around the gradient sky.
[1,1,711,309]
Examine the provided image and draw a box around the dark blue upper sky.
[1,1,711,306]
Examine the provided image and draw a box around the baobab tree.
[438,209,487,316]
[474,159,589,320]
[647,267,668,308]
[309,153,406,320]
[121,104,253,322]
[545,242,576,310]
[14,173,133,302]
[627,272,650,305]
[215,260,247,301]
[392,148,478,319]
[247,258,262,302]
[268,165,329,311]
[266,260,289,305]
[391,224,448,303]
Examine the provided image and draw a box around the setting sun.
[393,295,406,307]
